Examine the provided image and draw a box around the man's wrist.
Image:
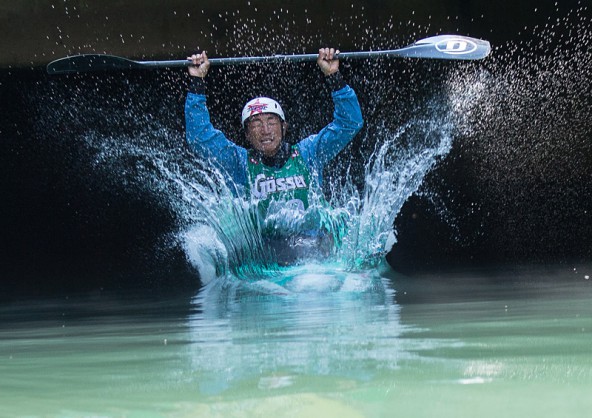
[324,71,346,92]
[189,76,206,94]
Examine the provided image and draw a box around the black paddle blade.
[46,54,143,74]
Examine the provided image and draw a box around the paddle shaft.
[47,35,491,74]
[136,49,442,68]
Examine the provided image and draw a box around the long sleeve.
[297,84,364,187]
[184,92,248,188]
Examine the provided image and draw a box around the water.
[3,3,591,416]
[1,265,591,417]
[175,109,454,283]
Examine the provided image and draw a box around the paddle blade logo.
[435,38,478,55]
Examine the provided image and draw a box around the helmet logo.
[247,99,269,117]
[242,97,284,127]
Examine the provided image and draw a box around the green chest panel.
[246,146,312,212]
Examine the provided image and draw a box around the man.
[184,48,363,269]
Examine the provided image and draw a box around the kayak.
[264,231,335,266]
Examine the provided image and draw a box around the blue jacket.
[185,85,363,194]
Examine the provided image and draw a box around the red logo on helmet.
[247,99,269,116]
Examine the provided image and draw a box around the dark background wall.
[2,0,571,68]
[1,0,591,294]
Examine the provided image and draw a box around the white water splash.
[336,117,454,270]
[167,98,458,286]
[68,83,466,287]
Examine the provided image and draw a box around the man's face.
[245,113,285,157]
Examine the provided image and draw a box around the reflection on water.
[1,265,591,417]
[186,263,412,396]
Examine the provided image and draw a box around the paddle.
[47,34,490,74]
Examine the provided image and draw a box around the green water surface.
[1,264,591,417]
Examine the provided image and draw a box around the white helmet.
[241,97,285,127]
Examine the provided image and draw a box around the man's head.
[242,97,287,157]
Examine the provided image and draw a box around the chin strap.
[261,141,290,168]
